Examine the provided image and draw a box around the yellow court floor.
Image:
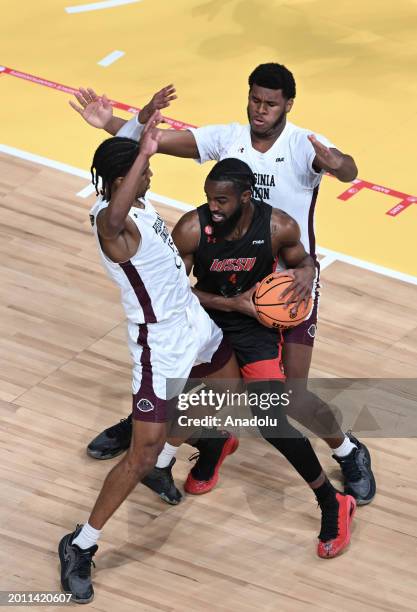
[1,0,417,276]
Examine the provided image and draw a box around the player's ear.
[285,98,294,113]
[241,189,252,203]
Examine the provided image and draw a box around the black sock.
[247,382,325,484]
[190,430,228,480]
[314,478,338,507]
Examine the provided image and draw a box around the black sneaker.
[58,525,98,604]
[141,458,182,505]
[333,432,376,505]
[87,415,132,460]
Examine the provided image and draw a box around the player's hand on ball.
[230,285,259,318]
[274,269,314,313]
[69,88,113,128]
[254,273,313,328]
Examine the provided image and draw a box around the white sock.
[333,435,357,458]
[156,442,178,468]
[72,522,101,550]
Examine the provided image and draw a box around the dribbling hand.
[230,285,259,318]
[274,269,314,314]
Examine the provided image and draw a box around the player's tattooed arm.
[271,210,315,309]
[172,213,257,316]
[191,284,258,318]
[308,135,358,182]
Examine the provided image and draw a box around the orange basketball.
[254,273,313,329]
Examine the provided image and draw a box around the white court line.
[0,144,90,179]
[66,0,141,14]
[1,143,416,286]
[77,183,96,198]
[97,50,125,67]
[147,190,193,212]
[316,246,417,285]
[319,254,338,271]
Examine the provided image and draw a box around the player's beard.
[247,106,286,137]
[211,204,243,239]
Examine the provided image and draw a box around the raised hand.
[139,110,163,157]
[308,134,344,171]
[69,87,113,128]
[138,84,177,124]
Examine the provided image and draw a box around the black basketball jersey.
[194,200,275,333]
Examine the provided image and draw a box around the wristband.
[116,114,145,141]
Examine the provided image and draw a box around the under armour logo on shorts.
[136,398,155,412]
[308,324,316,338]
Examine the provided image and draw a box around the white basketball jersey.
[189,122,335,257]
[90,198,193,325]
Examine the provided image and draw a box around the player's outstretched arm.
[97,111,162,241]
[308,135,358,182]
[69,84,179,136]
[69,88,116,130]
[107,83,198,156]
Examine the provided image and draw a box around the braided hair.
[91,136,140,200]
[206,158,256,198]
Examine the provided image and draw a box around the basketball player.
[173,157,356,560]
[179,158,357,558]
[58,112,242,603]
[71,65,375,505]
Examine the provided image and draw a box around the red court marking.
[336,178,417,217]
[2,65,417,216]
[1,66,195,131]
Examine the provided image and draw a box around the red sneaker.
[317,492,356,558]
[184,433,239,495]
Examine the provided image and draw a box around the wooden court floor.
[1,154,417,611]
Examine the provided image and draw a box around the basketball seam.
[256,308,311,324]
[255,278,292,300]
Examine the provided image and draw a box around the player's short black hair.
[248,63,296,99]
[91,136,140,199]
[206,158,256,197]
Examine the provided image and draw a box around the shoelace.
[318,502,339,542]
[187,449,217,481]
[337,449,362,482]
[74,553,96,578]
[107,417,131,436]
